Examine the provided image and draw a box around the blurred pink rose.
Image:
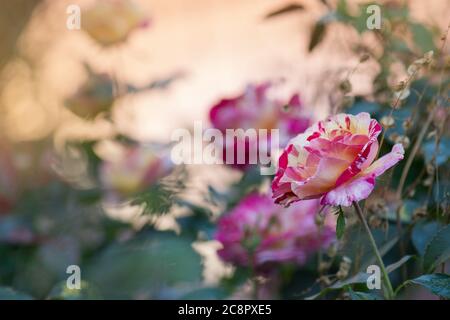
[215,193,335,268]
[272,112,405,207]
[209,83,311,169]
[82,0,150,46]
[100,144,174,198]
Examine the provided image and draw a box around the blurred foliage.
[84,230,202,299]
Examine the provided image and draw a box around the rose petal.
[321,175,375,207]
[334,138,377,187]
[364,143,405,177]
[291,156,350,200]
[321,143,404,206]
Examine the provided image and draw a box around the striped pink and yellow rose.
[272,112,404,207]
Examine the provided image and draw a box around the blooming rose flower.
[82,0,150,46]
[272,112,405,207]
[215,193,335,268]
[100,143,174,198]
[209,83,311,169]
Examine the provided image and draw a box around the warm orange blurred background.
[1,0,448,144]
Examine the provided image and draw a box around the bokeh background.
[0,0,449,299]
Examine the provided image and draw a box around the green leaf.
[386,255,414,274]
[410,23,435,53]
[408,274,450,299]
[85,232,202,299]
[336,0,350,20]
[423,225,450,273]
[131,183,176,215]
[340,224,399,270]
[176,200,215,240]
[390,36,412,53]
[48,281,102,300]
[336,206,346,239]
[353,10,371,34]
[384,4,409,20]
[0,287,33,300]
[308,18,329,51]
[181,287,228,300]
[305,272,369,300]
[264,3,304,19]
[423,137,450,166]
[348,288,382,300]
[412,221,443,256]
[132,167,187,215]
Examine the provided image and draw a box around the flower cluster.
[215,193,335,269]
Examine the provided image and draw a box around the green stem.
[353,202,395,300]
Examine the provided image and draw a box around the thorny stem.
[353,201,395,300]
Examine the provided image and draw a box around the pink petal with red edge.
[364,143,405,177]
[334,119,382,187]
[321,175,376,207]
[334,138,376,187]
[321,143,404,207]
